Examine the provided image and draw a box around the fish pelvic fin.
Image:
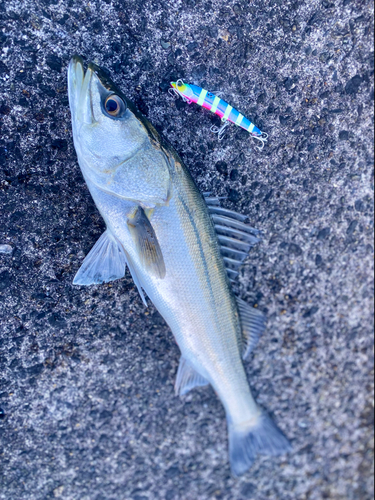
[123,251,148,307]
[175,357,209,396]
[73,228,149,307]
[236,297,266,359]
[228,412,292,477]
[73,229,127,285]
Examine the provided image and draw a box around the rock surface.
[0,0,374,499]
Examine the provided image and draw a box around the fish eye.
[104,94,126,117]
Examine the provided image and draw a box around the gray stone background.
[0,0,374,498]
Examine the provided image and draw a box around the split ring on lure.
[169,80,268,151]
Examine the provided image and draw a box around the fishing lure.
[170,80,268,150]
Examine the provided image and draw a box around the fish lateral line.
[169,80,268,150]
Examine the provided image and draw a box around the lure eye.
[177,82,183,88]
[104,94,126,118]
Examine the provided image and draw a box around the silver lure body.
[67,57,290,475]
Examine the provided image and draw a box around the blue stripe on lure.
[170,80,268,150]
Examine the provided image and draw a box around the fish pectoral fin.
[127,206,166,280]
[175,357,209,396]
[237,297,267,359]
[73,229,127,286]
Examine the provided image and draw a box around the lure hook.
[168,87,179,100]
[251,132,268,151]
[169,79,192,104]
[210,118,230,141]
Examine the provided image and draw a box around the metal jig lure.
[169,80,268,150]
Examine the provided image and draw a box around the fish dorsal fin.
[73,229,127,286]
[237,297,266,359]
[127,206,166,280]
[175,357,209,396]
[204,195,261,282]
[204,195,265,356]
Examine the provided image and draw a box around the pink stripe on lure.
[170,80,268,150]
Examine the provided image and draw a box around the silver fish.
[67,56,291,475]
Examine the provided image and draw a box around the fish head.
[68,56,172,205]
[170,80,194,101]
[68,56,149,175]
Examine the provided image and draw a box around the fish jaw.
[68,58,119,130]
[67,55,84,124]
[68,56,95,129]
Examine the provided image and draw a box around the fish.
[67,56,291,476]
[170,80,268,149]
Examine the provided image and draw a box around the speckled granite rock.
[0,0,374,499]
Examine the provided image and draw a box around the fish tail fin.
[228,411,292,476]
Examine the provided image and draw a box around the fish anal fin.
[237,297,266,359]
[127,206,166,280]
[73,229,127,286]
[175,357,209,396]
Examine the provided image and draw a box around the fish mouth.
[68,55,95,124]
